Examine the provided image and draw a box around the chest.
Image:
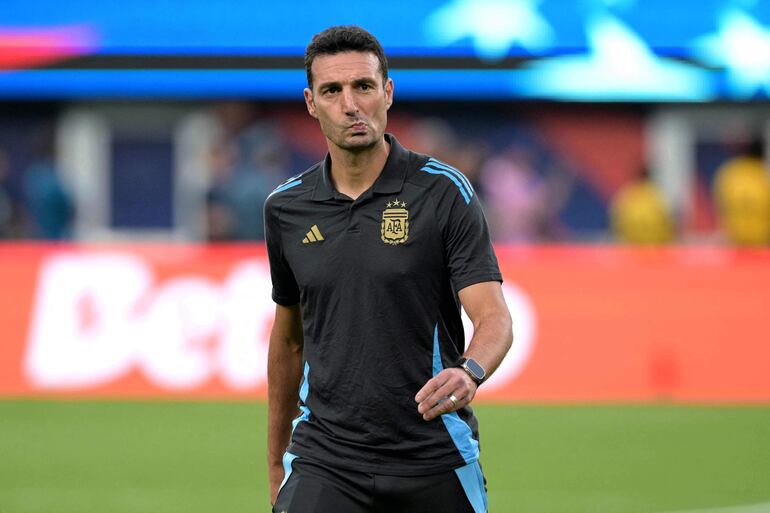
[281,194,444,290]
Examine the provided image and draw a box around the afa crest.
[381,199,409,245]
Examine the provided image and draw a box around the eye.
[359,83,372,91]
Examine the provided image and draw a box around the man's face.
[304,51,393,153]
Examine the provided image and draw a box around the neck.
[328,137,390,200]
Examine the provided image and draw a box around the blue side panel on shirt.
[279,451,298,491]
[431,324,444,376]
[455,461,488,513]
[432,324,480,464]
[281,364,309,492]
[420,166,471,204]
[291,361,311,432]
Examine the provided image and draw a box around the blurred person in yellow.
[611,167,675,244]
[713,139,770,245]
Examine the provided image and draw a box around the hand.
[415,368,477,421]
[268,462,284,506]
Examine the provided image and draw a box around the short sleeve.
[264,200,300,306]
[441,193,502,292]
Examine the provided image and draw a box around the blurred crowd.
[611,138,770,246]
[1,102,769,246]
[202,103,290,241]
[0,127,74,241]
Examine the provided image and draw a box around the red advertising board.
[1,244,768,402]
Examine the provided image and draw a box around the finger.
[417,376,460,415]
[420,376,469,418]
[422,392,463,421]
[418,368,474,412]
[420,369,481,420]
[416,371,456,413]
[415,375,445,403]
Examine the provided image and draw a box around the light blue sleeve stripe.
[291,362,311,432]
[425,161,474,200]
[268,179,302,197]
[455,461,488,513]
[279,452,298,491]
[432,324,480,464]
[420,167,471,204]
[428,158,475,195]
[427,159,474,194]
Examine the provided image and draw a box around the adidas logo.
[302,225,325,244]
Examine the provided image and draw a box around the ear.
[304,88,318,119]
[384,78,394,111]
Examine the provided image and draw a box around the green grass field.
[1,401,769,513]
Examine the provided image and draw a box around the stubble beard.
[331,126,382,154]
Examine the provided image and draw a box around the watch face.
[465,359,485,380]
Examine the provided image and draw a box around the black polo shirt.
[264,134,502,476]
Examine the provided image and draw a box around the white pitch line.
[657,501,770,513]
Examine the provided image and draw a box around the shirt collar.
[311,133,408,201]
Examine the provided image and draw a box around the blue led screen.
[0,0,768,101]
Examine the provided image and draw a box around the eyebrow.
[317,80,341,91]
[317,77,378,91]
[352,77,377,87]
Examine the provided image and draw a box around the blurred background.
[1,1,769,512]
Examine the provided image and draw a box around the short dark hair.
[305,25,389,90]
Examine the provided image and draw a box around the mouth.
[349,122,368,133]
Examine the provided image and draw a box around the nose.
[341,88,358,116]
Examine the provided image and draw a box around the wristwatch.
[456,357,486,386]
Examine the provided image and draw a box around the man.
[265,26,512,513]
[611,167,675,245]
[713,139,770,245]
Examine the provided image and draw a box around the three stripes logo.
[302,225,325,244]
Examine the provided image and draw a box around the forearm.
[266,318,304,469]
[457,281,513,381]
[464,308,512,379]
